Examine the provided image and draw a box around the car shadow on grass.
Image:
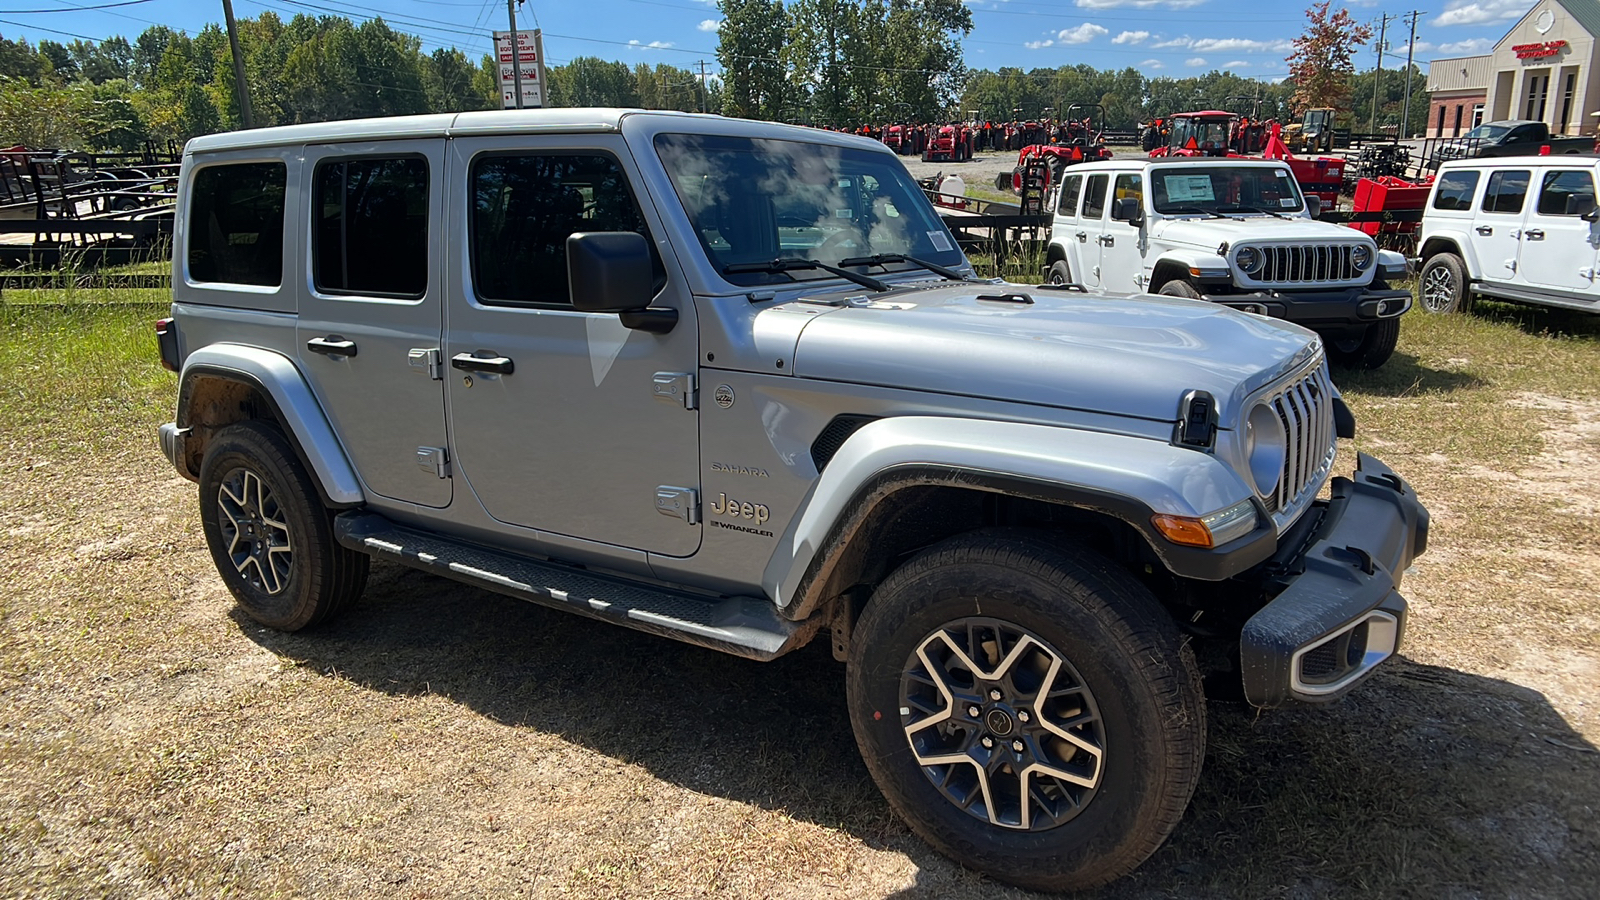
[240,564,1600,899]
[1469,299,1600,342]
[1332,351,1486,397]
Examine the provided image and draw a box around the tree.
[1285,0,1371,118]
[716,0,789,119]
[424,48,488,113]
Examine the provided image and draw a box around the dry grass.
[1,297,1598,898]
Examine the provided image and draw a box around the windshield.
[1151,166,1304,214]
[654,133,965,286]
[1464,123,1509,141]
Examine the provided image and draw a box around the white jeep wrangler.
[1046,158,1412,369]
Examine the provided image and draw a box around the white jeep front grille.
[1256,244,1360,283]
[1263,362,1336,521]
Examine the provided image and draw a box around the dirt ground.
[1,303,1598,899]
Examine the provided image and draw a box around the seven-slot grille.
[1262,363,1335,514]
[1252,244,1362,284]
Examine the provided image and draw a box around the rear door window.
[1481,170,1530,214]
[313,156,429,298]
[1432,170,1479,211]
[1083,174,1109,219]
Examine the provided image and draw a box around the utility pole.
[221,0,255,129]
[1370,13,1395,135]
[697,60,708,114]
[1401,10,1423,139]
[507,0,523,109]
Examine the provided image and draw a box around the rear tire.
[846,531,1205,892]
[198,420,369,631]
[1419,252,1470,314]
[1157,279,1202,299]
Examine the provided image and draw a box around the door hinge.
[409,347,443,380]
[652,372,697,409]
[1582,267,1596,280]
[416,446,449,479]
[655,486,699,524]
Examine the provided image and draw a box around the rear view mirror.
[1306,195,1322,219]
[1566,193,1597,218]
[567,231,677,333]
[1113,196,1144,227]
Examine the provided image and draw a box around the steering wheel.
[817,229,865,258]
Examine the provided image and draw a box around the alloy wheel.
[1422,265,1457,312]
[216,467,294,594]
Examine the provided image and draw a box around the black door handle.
[307,336,357,357]
[451,352,514,375]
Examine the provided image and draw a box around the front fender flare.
[765,417,1273,611]
[177,344,364,506]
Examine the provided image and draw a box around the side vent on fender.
[811,415,880,472]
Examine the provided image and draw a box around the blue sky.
[0,0,1542,80]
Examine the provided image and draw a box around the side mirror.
[1306,195,1322,219]
[1566,193,1597,218]
[567,231,677,333]
[1113,196,1144,227]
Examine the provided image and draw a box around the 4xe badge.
[713,384,735,409]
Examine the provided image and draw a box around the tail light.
[155,317,179,372]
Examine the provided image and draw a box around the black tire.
[846,531,1205,892]
[1048,260,1072,285]
[1327,317,1400,369]
[198,420,368,631]
[1419,252,1470,314]
[1157,279,1202,299]
[995,172,1012,192]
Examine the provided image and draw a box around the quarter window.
[1431,170,1479,211]
[1058,174,1082,216]
[1481,170,1530,214]
[188,162,286,287]
[1083,174,1108,219]
[1535,169,1597,216]
[470,153,654,306]
[313,157,429,298]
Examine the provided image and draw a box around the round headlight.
[1351,243,1373,270]
[1236,246,1263,274]
[1246,403,1285,497]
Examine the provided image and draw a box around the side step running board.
[333,512,813,661]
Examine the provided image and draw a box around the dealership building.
[1427,0,1600,137]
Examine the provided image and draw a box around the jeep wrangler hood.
[789,285,1317,422]
[1154,216,1371,248]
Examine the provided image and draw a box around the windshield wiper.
[1228,205,1291,220]
[1165,205,1232,220]
[837,252,981,283]
[722,258,890,292]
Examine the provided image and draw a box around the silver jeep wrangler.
[156,109,1428,892]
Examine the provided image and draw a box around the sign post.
[494,28,546,109]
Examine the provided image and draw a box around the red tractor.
[922,123,974,162]
[884,124,915,155]
[996,105,1115,194]
[1150,110,1346,208]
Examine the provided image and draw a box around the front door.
[444,135,702,557]
[1100,171,1146,294]
[1519,167,1600,294]
[296,140,451,508]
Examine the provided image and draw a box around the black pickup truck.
[1439,119,1595,159]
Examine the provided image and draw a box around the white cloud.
[1434,0,1527,27]
[697,19,721,32]
[1186,56,1208,67]
[1113,30,1150,45]
[1152,35,1192,49]
[1025,39,1055,49]
[1393,40,1436,57]
[1188,37,1293,53]
[1056,23,1110,44]
[1223,60,1250,68]
[1077,0,1206,8]
[1438,37,1493,54]
[1141,58,1164,69]
[628,40,675,50]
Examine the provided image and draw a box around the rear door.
[296,141,450,508]
[1052,172,1085,281]
[1474,167,1529,284]
[1518,166,1600,294]
[1080,172,1110,289]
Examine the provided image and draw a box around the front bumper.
[1201,287,1413,327]
[1240,452,1429,707]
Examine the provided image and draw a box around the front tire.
[1327,317,1400,369]
[1419,252,1470,314]
[1157,279,1202,299]
[1048,260,1073,285]
[198,420,369,631]
[846,531,1205,892]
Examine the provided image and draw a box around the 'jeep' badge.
[714,384,735,409]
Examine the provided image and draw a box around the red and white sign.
[1513,40,1567,59]
[494,29,546,108]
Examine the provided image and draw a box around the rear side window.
[188,162,286,286]
[1083,174,1108,219]
[1432,170,1479,211]
[1535,169,1597,216]
[470,153,653,306]
[1057,174,1082,215]
[1481,170,1530,214]
[313,157,429,298]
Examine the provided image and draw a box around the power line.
[0,15,104,39]
[0,0,152,11]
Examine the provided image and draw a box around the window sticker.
[1280,198,1297,207]
[928,230,953,252]
[1165,174,1214,203]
